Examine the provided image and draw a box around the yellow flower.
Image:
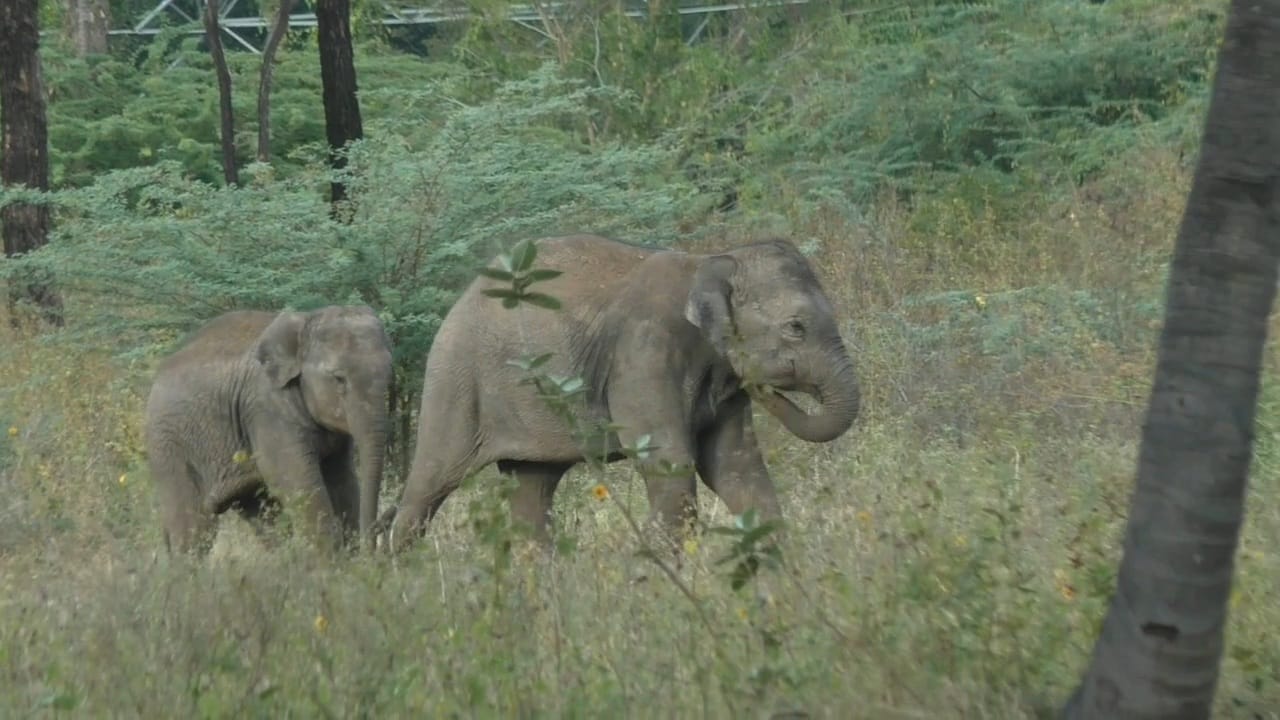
[6,426,17,437]
[592,484,609,501]
[117,474,128,486]
[232,450,250,465]
[974,293,988,310]
[737,607,749,623]
[313,614,328,634]
[951,534,967,549]
[855,510,873,527]
[683,538,699,556]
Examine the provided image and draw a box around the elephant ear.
[255,311,308,389]
[684,254,737,356]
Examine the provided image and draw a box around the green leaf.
[522,352,555,370]
[524,268,563,282]
[729,556,760,590]
[481,288,521,301]
[520,292,562,310]
[510,239,538,273]
[476,267,515,281]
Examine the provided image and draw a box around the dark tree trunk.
[1063,1,1280,717]
[256,0,295,163]
[203,0,238,187]
[314,0,364,211]
[1,0,64,328]
[64,0,109,57]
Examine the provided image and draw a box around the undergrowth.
[2,1,1277,717]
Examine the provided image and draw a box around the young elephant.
[387,234,860,551]
[145,305,393,555]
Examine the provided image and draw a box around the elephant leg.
[389,383,486,551]
[232,488,284,548]
[150,451,216,555]
[250,432,343,553]
[321,442,360,542]
[695,391,782,524]
[499,460,571,546]
[608,372,700,541]
[391,451,478,548]
[641,461,698,541]
[610,421,698,541]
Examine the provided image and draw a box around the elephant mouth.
[748,382,821,409]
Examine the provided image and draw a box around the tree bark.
[1,0,64,328]
[314,0,364,211]
[203,0,239,186]
[64,0,109,57]
[256,0,295,163]
[1063,1,1280,717]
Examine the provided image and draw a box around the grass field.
[2,142,1278,718]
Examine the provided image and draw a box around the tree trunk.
[314,0,364,212]
[1,0,64,328]
[256,0,295,163]
[203,0,239,187]
[64,0,109,57]
[1063,1,1280,717]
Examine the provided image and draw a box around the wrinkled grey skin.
[144,305,393,555]
[387,234,860,551]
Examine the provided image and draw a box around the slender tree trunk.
[1064,2,1280,717]
[64,0,109,57]
[203,0,239,186]
[1,0,64,328]
[314,0,364,212]
[257,0,295,163]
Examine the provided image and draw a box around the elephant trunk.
[757,338,860,443]
[353,402,389,552]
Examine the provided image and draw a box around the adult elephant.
[387,234,860,551]
[145,305,393,555]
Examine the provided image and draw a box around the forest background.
[2,0,1276,717]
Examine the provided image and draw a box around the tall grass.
[3,135,1277,717]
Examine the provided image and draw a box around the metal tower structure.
[111,0,816,53]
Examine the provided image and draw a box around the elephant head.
[256,305,393,550]
[685,239,860,443]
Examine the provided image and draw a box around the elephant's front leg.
[696,390,782,524]
[321,440,360,541]
[608,344,702,545]
[610,411,698,540]
[251,430,344,552]
[499,460,572,547]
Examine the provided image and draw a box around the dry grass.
[1,144,1278,718]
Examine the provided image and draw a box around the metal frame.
[110,0,815,53]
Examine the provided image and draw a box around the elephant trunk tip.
[756,370,859,444]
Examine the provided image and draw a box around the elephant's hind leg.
[499,460,572,546]
[390,377,488,551]
[391,450,479,545]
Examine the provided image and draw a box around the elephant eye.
[783,319,806,339]
[332,372,348,386]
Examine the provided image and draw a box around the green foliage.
[729,1,1224,206]
[6,1,1277,716]
[40,42,465,187]
[1,65,711,485]
[708,509,783,591]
